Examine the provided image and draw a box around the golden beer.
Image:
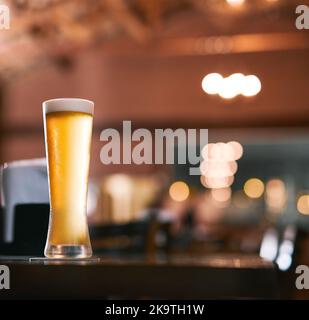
[43,98,93,258]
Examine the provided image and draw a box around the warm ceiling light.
[241,75,262,97]
[219,73,245,99]
[226,0,245,6]
[169,181,190,202]
[228,73,246,92]
[244,178,264,199]
[218,76,239,99]
[202,73,261,99]
[201,73,223,94]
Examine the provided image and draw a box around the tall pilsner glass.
[43,98,93,258]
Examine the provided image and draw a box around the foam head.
[43,98,94,115]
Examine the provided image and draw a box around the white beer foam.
[43,98,94,115]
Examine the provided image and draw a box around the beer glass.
[43,98,93,258]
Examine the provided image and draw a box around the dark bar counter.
[0,254,278,299]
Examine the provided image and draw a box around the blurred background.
[1,0,309,299]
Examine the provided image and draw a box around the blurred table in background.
[0,254,278,299]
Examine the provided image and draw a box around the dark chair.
[0,204,49,256]
[89,210,173,258]
[14,204,50,256]
[89,220,151,256]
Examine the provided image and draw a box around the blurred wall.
[2,45,309,176]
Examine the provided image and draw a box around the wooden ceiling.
[1,0,309,80]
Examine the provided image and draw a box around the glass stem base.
[44,244,92,259]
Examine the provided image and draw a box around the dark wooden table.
[0,254,278,299]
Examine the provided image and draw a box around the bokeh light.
[226,0,245,6]
[200,141,243,189]
[227,141,243,160]
[202,141,243,161]
[244,178,264,199]
[202,73,261,99]
[201,143,215,159]
[169,181,190,202]
[201,73,223,94]
[297,195,309,215]
[211,187,232,202]
[265,179,286,213]
[218,76,238,99]
[204,176,234,189]
[241,75,262,97]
